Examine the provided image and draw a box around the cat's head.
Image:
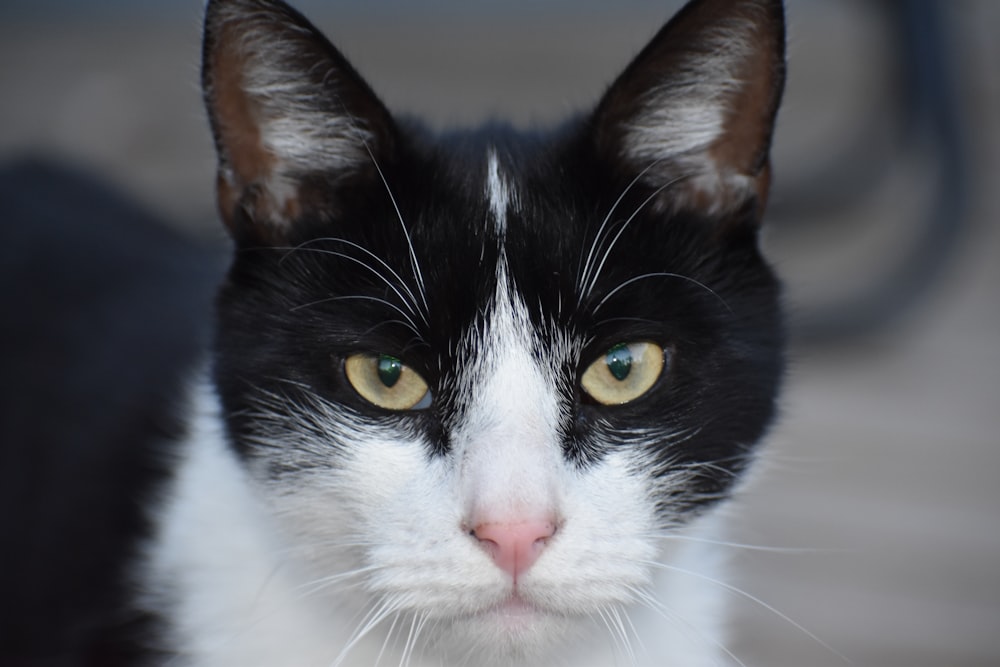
[203,0,785,661]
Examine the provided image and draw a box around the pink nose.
[471,520,557,580]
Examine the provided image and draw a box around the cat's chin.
[478,592,550,630]
[438,594,582,665]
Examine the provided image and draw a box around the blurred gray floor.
[2,2,998,666]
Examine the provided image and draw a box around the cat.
[6,0,787,665]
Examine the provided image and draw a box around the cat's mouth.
[489,593,537,617]
[478,591,569,629]
[475,593,550,636]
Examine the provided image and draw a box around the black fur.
[212,121,783,515]
[0,159,224,665]
[207,0,785,521]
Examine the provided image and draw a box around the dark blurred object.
[0,158,224,665]
[772,0,968,343]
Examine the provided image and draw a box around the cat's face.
[203,0,785,661]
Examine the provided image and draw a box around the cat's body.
[2,0,786,665]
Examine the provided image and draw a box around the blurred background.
[1,1,997,665]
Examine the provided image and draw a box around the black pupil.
[377,355,403,387]
[606,344,632,381]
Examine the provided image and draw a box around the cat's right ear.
[591,0,785,225]
[202,0,396,243]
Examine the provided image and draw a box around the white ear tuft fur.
[594,0,785,221]
[203,0,394,235]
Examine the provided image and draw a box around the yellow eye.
[580,342,664,406]
[344,353,431,411]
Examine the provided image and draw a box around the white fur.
[139,380,336,666]
[622,18,754,162]
[221,11,375,174]
[485,149,514,236]
[621,18,761,215]
[142,297,737,666]
[210,5,375,225]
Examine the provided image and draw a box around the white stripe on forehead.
[485,149,514,237]
[454,150,562,492]
[448,185,566,511]
[454,259,563,514]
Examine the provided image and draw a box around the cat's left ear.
[202,0,396,242]
[592,0,785,224]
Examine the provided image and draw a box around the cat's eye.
[344,353,431,411]
[580,342,665,406]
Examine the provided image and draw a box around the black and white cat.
[13,0,787,664]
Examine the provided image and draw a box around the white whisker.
[592,271,733,316]
[332,596,403,667]
[578,159,664,299]
[620,606,646,662]
[363,142,430,318]
[373,610,403,667]
[398,611,428,667]
[291,294,421,338]
[272,538,376,556]
[652,533,833,555]
[287,236,426,324]
[583,173,688,300]
[595,606,625,661]
[608,603,638,666]
[626,585,746,667]
[640,561,852,665]
[294,564,381,600]
[283,248,422,323]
